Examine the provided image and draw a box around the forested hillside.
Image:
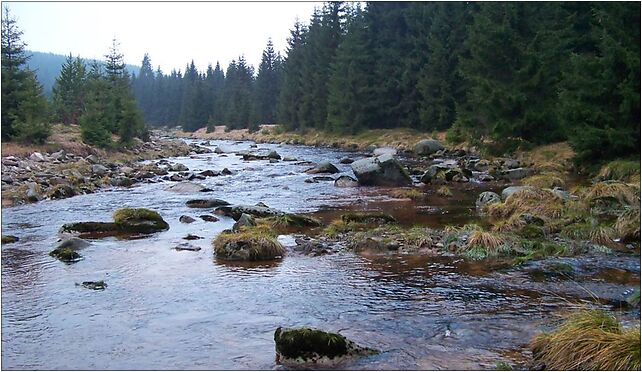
[128,2,640,166]
[27,51,138,96]
[6,2,641,168]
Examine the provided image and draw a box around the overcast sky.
[6,2,321,73]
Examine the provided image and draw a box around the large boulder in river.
[60,208,169,236]
[213,230,284,261]
[216,205,283,220]
[306,161,339,174]
[274,327,377,367]
[112,208,169,233]
[164,182,208,193]
[414,139,444,156]
[351,154,412,187]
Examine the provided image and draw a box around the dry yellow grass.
[583,181,640,206]
[436,186,453,197]
[615,208,641,242]
[488,188,564,221]
[390,188,424,200]
[465,230,505,252]
[175,125,445,152]
[517,142,575,172]
[522,173,566,189]
[530,309,640,371]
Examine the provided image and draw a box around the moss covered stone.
[1,235,19,244]
[60,208,169,237]
[341,212,396,224]
[275,327,348,360]
[274,326,378,366]
[59,222,119,234]
[49,247,82,263]
[213,229,285,261]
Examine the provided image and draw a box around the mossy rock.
[185,199,230,208]
[1,235,19,244]
[112,208,169,233]
[49,247,82,263]
[341,212,396,224]
[274,327,378,366]
[271,213,322,228]
[60,222,119,234]
[213,229,285,261]
[80,281,107,290]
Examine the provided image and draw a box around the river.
[1,139,639,369]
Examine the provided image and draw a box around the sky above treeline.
[6,1,321,73]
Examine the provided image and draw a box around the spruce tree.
[278,19,307,131]
[52,54,87,124]
[1,6,49,142]
[251,38,281,130]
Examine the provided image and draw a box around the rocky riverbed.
[1,136,639,370]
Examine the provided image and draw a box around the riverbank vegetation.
[530,309,640,370]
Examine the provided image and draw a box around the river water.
[1,140,639,370]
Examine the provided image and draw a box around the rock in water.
[213,230,284,261]
[274,327,377,367]
[414,139,444,156]
[112,208,169,233]
[233,213,256,231]
[80,281,107,290]
[49,247,82,263]
[306,161,340,174]
[185,199,230,208]
[179,215,196,223]
[56,237,91,251]
[164,182,207,193]
[373,147,397,156]
[1,235,19,244]
[334,175,359,188]
[351,154,412,187]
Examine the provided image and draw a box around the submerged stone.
[49,247,82,263]
[1,235,19,244]
[80,281,107,290]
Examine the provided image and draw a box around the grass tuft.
[522,173,566,189]
[436,186,453,197]
[583,181,640,207]
[615,207,641,243]
[213,228,284,261]
[597,160,640,182]
[530,309,640,371]
[390,188,424,200]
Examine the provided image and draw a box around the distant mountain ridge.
[26,50,140,97]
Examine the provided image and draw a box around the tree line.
[3,2,640,166]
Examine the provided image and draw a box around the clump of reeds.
[530,309,640,371]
